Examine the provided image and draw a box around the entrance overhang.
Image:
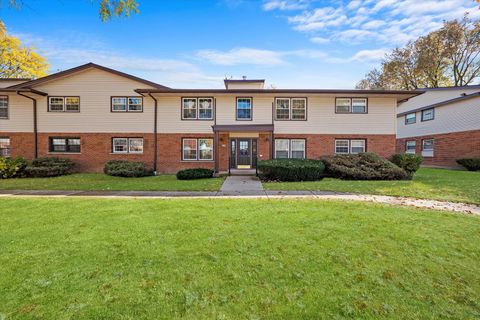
[212,124,274,132]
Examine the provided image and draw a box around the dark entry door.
[237,139,251,167]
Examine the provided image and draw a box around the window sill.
[181,160,214,162]
[109,153,144,155]
[48,152,81,155]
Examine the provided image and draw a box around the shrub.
[322,153,409,180]
[0,156,28,179]
[104,160,152,177]
[456,158,480,171]
[391,153,423,176]
[257,159,325,182]
[176,168,214,180]
[25,157,75,178]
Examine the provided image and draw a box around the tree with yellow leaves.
[0,21,48,78]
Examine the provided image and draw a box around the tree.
[357,15,479,89]
[0,21,48,78]
[5,0,139,21]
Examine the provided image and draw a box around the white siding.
[157,96,213,133]
[0,94,34,132]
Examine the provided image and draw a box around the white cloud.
[350,48,388,61]
[196,47,286,65]
[310,36,330,44]
[289,7,348,31]
[262,0,309,11]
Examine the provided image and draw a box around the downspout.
[17,92,38,159]
[148,93,158,174]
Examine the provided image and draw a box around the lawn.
[263,168,480,204]
[1,198,479,319]
[0,173,224,191]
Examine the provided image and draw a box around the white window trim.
[198,138,214,160]
[182,97,214,120]
[112,138,143,154]
[335,98,367,114]
[290,139,306,158]
[274,139,290,159]
[275,98,307,120]
[128,138,144,154]
[406,140,416,154]
[335,139,350,154]
[350,139,366,154]
[111,97,143,112]
[335,139,367,154]
[127,97,143,112]
[405,112,416,125]
[274,139,306,159]
[48,96,80,112]
[182,138,214,161]
[0,96,9,119]
[236,97,252,121]
[0,137,10,157]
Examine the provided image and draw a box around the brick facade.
[1,132,396,173]
[396,129,480,167]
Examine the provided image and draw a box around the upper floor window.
[0,137,10,157]
[421,108,434,121]
[181,97,213,120]
[49,137,81,153]
[275,98,307,120]
[111,97,143,112]
[0,96,8,119]
[48,96,80,112]
[335,139,366,154]
[182,138,213,161]
[406,140,416,154]
[112,138,144,154]
[335,98,367,113]
[405,112,416,125]
[274,139,306,159]
[236,97,252,120]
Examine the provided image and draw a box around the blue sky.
[2,0,479,88]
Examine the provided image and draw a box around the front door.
[230,138,257,169]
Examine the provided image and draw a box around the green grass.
[263,168,480,204]
[1,198,479,319]
[0,173,224,191]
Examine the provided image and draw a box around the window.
[182,98,213,120]
[182,138,213,160]
[335,98,367,113]
[48,97,80,112]
[406,140,416,154]
[112,138,144,154]
[421,108,434,121]
[335,139,367,154]
[422,139,434,157]
[49,137,81,153]
[275,98,307,120]
[405,112,416,125]
[275,139,306,159]
[0,137,10,157]
[0,96,8,119]
[111,97,143,112]
[236,97,252,120]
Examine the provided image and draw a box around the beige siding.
[0,80,30,88]
[157,96,213,133]
[35,68,155,133]
[215,95,272,125]
[0,94,34,132]
[397,97,480,138]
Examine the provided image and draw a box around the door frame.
[230,138,258,169]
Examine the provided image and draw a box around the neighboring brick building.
[0,63,420,173]
[396,86,480,167]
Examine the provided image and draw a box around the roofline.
[8,63,171,90]
[416,84,480,91]
[0,88,48,96]
[397,91,480,117]
[224,79,265,83]
[0,78,31,81]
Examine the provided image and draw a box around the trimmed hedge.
[25,157,75,178]
[257,159,325,182]
[322,153,409,180]
[391,153,423,177]
[456,158,480,171]
[176,168,214,180]
[104,160,152,177]
[0,157,28,179]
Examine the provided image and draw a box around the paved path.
[0,189,478,215]
[220,176,264,194]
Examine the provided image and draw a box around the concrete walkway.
[0,189,478,215]
[220,176,264,195]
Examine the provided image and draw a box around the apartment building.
[396,86,480,167]
[0,63,420,173]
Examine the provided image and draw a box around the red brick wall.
[396,129,480,167]
[1,132,35,160]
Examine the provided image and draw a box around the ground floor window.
[406,140,416,154]
[422,139,434,157]
[182,138,213,161]
[49,137,81,153]
[0,137,10,157]
[274,139,306,159]
[335,139,366,154]
[112,138,144,154]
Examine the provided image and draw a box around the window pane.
[183,139,197,160]
[0,107,7,119]
[291,139,305,159]
[129,138,144,153]
[352,98,367,113]
[406,141,416,154]
[336,98,350,113]
[112,97,127,111]
[291,99,306,120]
[0,96,8,118]
[198,138,213,160]
[237,98,252,119]
[128,97,143,111]
[0,137,10,157]
[113,138,128,153]
[423,139,434,150]
[335,140,349,154]
[183,98,197,119]
[275,139,289,159]
[422,108,434,121]
[52,138,67,152]
[49,97,64,112]
[65,97,80,112]
[67,138,81,153]
[275,99,290,120]
[405,113,416,124]
[198,98,213,119]
[350,140,365,154]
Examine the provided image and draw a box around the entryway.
[230,138,257,169]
